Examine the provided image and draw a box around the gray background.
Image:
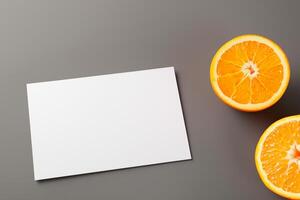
[0,0,299,199]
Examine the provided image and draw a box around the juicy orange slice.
[255,115,300,199]
[210,34,290,111]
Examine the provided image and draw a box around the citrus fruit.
[255,115,300,199]
[210,34,290,112]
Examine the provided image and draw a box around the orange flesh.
[261,121,300,193]
[216,41,284,104]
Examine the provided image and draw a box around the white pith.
[241,60,259,79]
[286,143,300,171]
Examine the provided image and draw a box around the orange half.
[255,115,300,199]
[210,34,290,112]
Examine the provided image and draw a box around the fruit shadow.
[225,74,300,199]
[234,75,300,126]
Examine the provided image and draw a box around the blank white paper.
[27,67,191,180]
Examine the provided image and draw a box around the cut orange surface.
[255,115,300,199]
[210,34,290,111]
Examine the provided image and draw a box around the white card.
[27,67,191,180]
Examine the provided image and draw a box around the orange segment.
[210,34,290,111]
[255,115,300,199]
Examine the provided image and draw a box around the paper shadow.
[36,158,192,183]
[175,71,194,160]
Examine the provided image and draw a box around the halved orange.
[210,34,290,112]
[255,115,300,199]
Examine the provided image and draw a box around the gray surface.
[0,0,299,199]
